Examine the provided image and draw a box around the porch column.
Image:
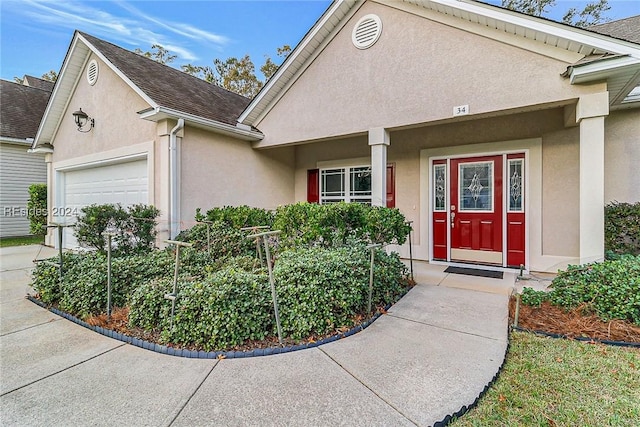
[368,127,389,207]
[576,92,608,264]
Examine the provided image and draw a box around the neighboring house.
[31,1,639,273]
[0,77,52,237]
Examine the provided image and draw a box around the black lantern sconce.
[72,108,94,132]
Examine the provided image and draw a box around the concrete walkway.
[1,246,514,426]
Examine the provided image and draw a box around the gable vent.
[86,59,99,86]
[352,14,382,50]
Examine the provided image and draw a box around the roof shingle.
[1,80,52,140]
[79,32,250,126]
[589,15,640,44]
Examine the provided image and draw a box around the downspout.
[169,119,184,239]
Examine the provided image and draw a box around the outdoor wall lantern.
[72,108,94,132]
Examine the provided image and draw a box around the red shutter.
[386,163,395,208]
[307,169,319,203]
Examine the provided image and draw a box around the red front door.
[450,156,503,265]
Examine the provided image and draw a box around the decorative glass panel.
[509,159,523,212]
[459,162,493,211]
[350,167,372,196]
[433,164,446,211]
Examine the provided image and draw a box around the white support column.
[368,128,389,207]
[576,92,608,264]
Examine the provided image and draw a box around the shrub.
[175,222,258,260]
[31,250,174,319]
[548,255,640,325]
[195,206,274,229]
[28,183,47,236]
[520,287,549,308]
[605,201,640,256]
[130,268,274,350]
[74,203,160,255]
[274,245,408,339]
[273,202,412,247]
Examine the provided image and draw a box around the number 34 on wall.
[453,104,469,116]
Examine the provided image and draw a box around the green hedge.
[32,250,174,319]
[195,205,274,229]
[274,245,408,339]
[128,245,409,349]
[520,255,640,325]
[605,201,640,256]
[28,184,47,236]
[175,222,257,260]
[74,203,160,255]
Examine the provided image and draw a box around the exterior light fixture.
[72,108,94,132]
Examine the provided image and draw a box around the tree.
[261,45,292,81]
[502,0,610,27]
[134,44,177,65]
[41,70,58,82]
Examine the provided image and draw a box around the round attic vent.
[352,14,382,49]
[87,59,99,86]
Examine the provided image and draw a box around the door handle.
[450,211,455,228]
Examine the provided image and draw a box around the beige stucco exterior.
[604,109,640,203]
[254,1,605,148]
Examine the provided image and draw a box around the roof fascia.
[33,33,158,149]
[1,137,33,146]
[568,56,640,84]
[139,107,264,141]
[425,0,640,56]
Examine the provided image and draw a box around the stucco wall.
[180,126,295,226]
[604,109,640,203]
[256,1,602,147]
[51,53,156,161]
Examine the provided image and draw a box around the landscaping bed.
[31,202,414,354]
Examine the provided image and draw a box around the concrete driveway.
[1,245,513,426]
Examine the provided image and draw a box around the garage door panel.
[61,159,148,249]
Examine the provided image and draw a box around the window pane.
[321,169,344,197]
[509,160,523,211]
[459,162,493,211]
[350,167,372,196]
[433,164,446,211]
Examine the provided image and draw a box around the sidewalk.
[1,245,512,426]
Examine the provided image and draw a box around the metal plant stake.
[164,240,193,330]
[247,229,283,346]
[366,243,382,314]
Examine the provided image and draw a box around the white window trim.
[320,164,372,204]
[457,160,495,213]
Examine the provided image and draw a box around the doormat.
[444,266,503,279]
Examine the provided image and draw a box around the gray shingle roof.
[23,76,55,92]
[79,32,250,126]
[1,80,52,140]
[589,15,640,44]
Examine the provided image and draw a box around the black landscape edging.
[26,295,391,358]
[431,324,512,427]
[511,325,640,348]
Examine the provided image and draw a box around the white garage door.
[61,159,148,249]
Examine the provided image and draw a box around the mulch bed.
[509,297,640,343]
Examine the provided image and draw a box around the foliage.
[519,286,549,307]
[274,245,408,339]
[0,235,44,248]
[41,70,58,82]
[195,205,274,229]
[130,267,274,350]
[605,201,640,256]
[175,222,258,261]
[451,331,640,427]
[272,202,412,247]
[520,256,640,325]
[501,0,610,27]
[260,45,292,80]
[73,203,160,255]
[134,44,176,64]
[548,256,640,325]
[27,183,47,236]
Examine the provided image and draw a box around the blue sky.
[1,0,639,82]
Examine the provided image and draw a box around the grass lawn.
[452,331,640,427]
[0,235,44,248]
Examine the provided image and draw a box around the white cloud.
[12,0,231,62]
